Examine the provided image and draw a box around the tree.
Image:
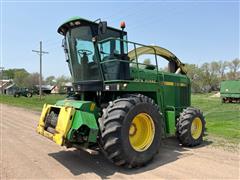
[2,69,15,79]
[185,58,239,93]
[45,76,56,85]
[56,75,71,86]
[210,61,220,77]
[55,75,71,93]
[2,68,28,80]
[13,69,29,87]
[209,61,221,90]
[185,64,204,93]
[228,58,240,79]
[218,61,228,79]
[24,73,41,88]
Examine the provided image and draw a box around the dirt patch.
[210,92,221,98]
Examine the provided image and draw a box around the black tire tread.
[176,107,206,147]
[98,94,161,168]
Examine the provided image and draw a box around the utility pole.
[32,41,49,100]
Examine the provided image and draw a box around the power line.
[32,41,49,100]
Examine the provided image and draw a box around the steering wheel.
[78,49,93,56]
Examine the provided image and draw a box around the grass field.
[1,93,239,145]
[191,94,240,146]
[0,94,66,111]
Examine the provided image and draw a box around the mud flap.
[36,104,75,145]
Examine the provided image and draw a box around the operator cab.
[58,17,129,91]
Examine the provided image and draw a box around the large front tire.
[98,94,162,168]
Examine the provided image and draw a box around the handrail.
[98,37,157,51]
[97,37,188,83]
[97,37,187,74]
[133,43,140,80]
[98,37,160,81]
[99,59,158,68]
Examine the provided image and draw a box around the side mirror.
[98,21,107,34]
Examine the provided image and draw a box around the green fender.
[55,99,99,143]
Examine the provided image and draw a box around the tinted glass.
[66,26,101,81]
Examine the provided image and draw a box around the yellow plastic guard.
[36,104,75,145]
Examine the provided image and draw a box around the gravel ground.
[0,104,239,179]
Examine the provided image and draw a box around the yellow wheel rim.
[129,113,155,152]
[191,117,202,140]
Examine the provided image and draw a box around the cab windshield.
[66,26,100,82]
[65,25,129,82]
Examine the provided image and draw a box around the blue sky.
[1,1,239,78]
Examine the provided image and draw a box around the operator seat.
[80,52,89,79]
[81,52,89,65]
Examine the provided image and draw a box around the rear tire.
[98,94,162,168]
[176,107,205,147]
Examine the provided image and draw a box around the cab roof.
[57,16,126,36]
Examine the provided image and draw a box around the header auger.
[37,17,205,168]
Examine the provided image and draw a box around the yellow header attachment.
[37,104,75,146]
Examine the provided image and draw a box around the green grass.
[0,94,66,111]
[192,93,240,145]
[1,93,239,145]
